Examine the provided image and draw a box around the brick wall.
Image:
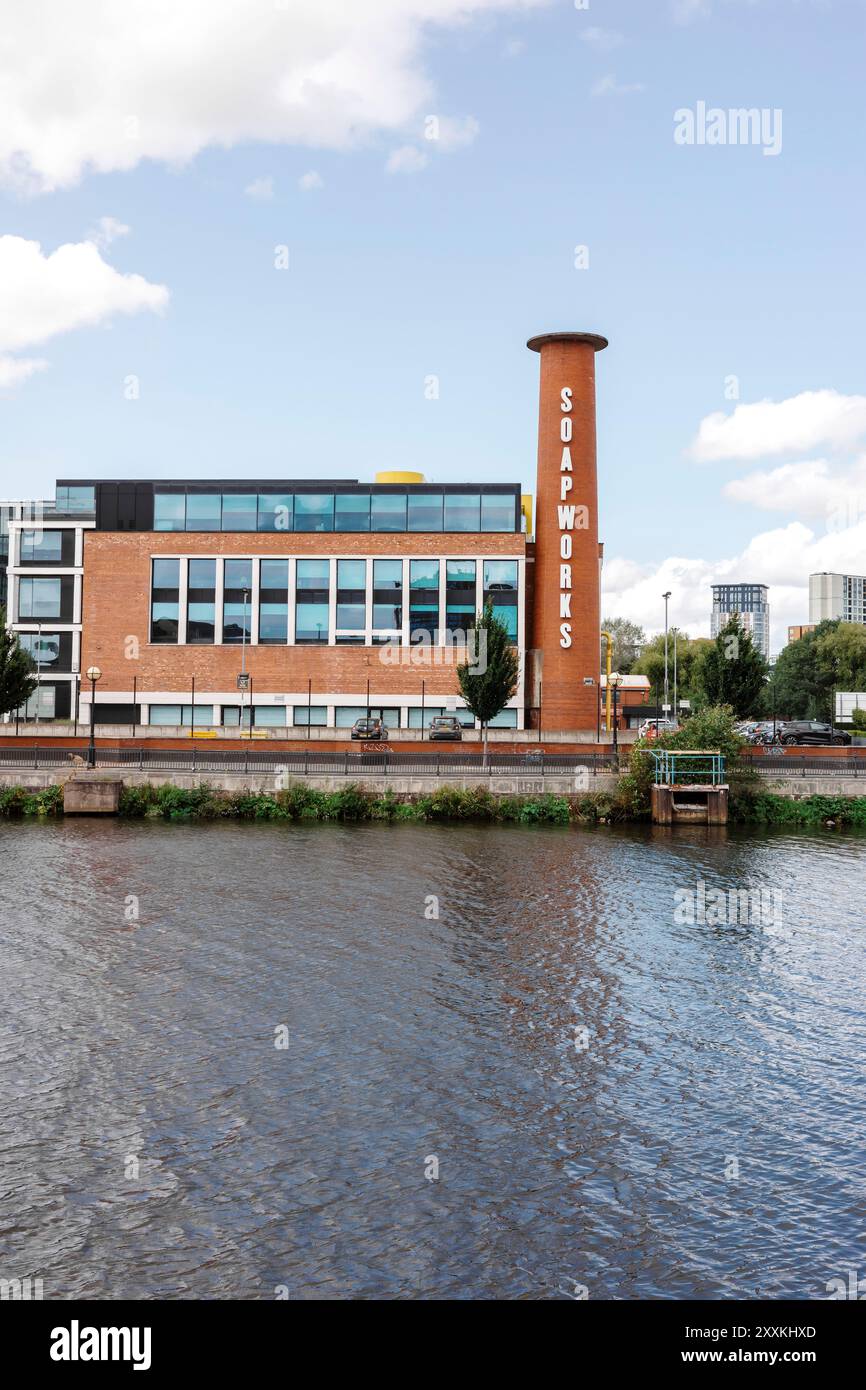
[82,530,525,702]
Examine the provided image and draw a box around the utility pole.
[662,592,671,722]
[672,627,678,725]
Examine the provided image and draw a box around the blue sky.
[2,0,865,650]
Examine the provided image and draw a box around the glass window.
[20,530,64,562]
[19,632,61,667]
[224,558,253,591]
[408,494,443,532]
[152,558,180,588]
[492,603,518,642]
[188,558,216,589]
[151,557,180,644]
[488,707,518,727]
[186,494,222,531]
[481,493,516,532]
[373,560,402,588]
[407,706,445,728]
[154,493,186,531]
[258,494,293,532]
[335,494,370,532]
[335,706,369,727]
[260,559,289,590]
[187,603,215,644]
[221,494,257,530]
[294,493,334,532]
[293,705,327,727]
[337,559,366,590]
[223,599,251,644]
[336,604,366,630]
[22,684,56,719]
[447,559,475,588]
[371,494,407,532]
[252,705,287,727]
[55,485,95,515]
[150,705,214,726]
[295,601,329,643]
[484,560,518,591]
[444,493,481,532]
[296,559,330,589]
[259,603,288,642]
[410,559,439,590]
[18,577,61,618]
[151,602,179,643]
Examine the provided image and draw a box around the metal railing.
[0,746,864,778]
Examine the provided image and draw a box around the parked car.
[748,721,779,745]
[428,715,463,741]
[778,720,851,746]
[351,717,388,741]
[638,718,679,740]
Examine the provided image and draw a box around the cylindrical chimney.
[527,331,608,732]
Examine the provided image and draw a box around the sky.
[1,0,865,655]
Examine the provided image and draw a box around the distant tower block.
[527,331,608,731]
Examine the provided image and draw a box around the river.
[0,819,863,1299]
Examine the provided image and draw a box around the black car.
[351,717,388,741]
[779,721,850,746]
[428,715,463,741]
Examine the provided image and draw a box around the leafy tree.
[771,620,866,721]
[696,615,768,717]
[457,603,519,766]
[631,630,713,710]
[851,707,866,732]
[617,704,750,817]
[0,608,36,718]
[601,617,645,675]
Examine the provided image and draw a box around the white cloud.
[592,74,646,97]
[603,514,866,657]
[690,390,866,461]
[298,170,324,191]
[0,234,168,387]
[87,215,130,250]
[0,355,48,390]
[502,38,525,57]
[245,176,275,200]
[723,456,866,520]
[422,114,480,150]
[0,0,547,193]
[578,27,623,51]
[386,144,428,174]
[671,0,712,21]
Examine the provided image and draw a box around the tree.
[696,615,768,718]
[631,630,712,709]
[601,617,645,675]
[771,620,866,720]
[0,608,36,718]
[457,603,519,766]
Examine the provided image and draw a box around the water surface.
[1,819,864,1299]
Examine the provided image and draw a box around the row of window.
[151,557,520,645]
[154,491,517,534]
[141,704,518,728]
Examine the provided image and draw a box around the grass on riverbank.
[1,780,865,826]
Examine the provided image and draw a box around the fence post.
[344,749,348,777]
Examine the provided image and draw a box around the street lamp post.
[662,592,671,723]
[241,588,249,731]
[86,665,102,768]
[35,622,42,727]
[672,627,678,726]
[609,671,621,758]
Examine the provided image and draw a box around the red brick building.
[5,332,609,734]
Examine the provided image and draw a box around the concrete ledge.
[63,776,123,814]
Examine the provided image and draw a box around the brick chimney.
[527,331,608,732]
